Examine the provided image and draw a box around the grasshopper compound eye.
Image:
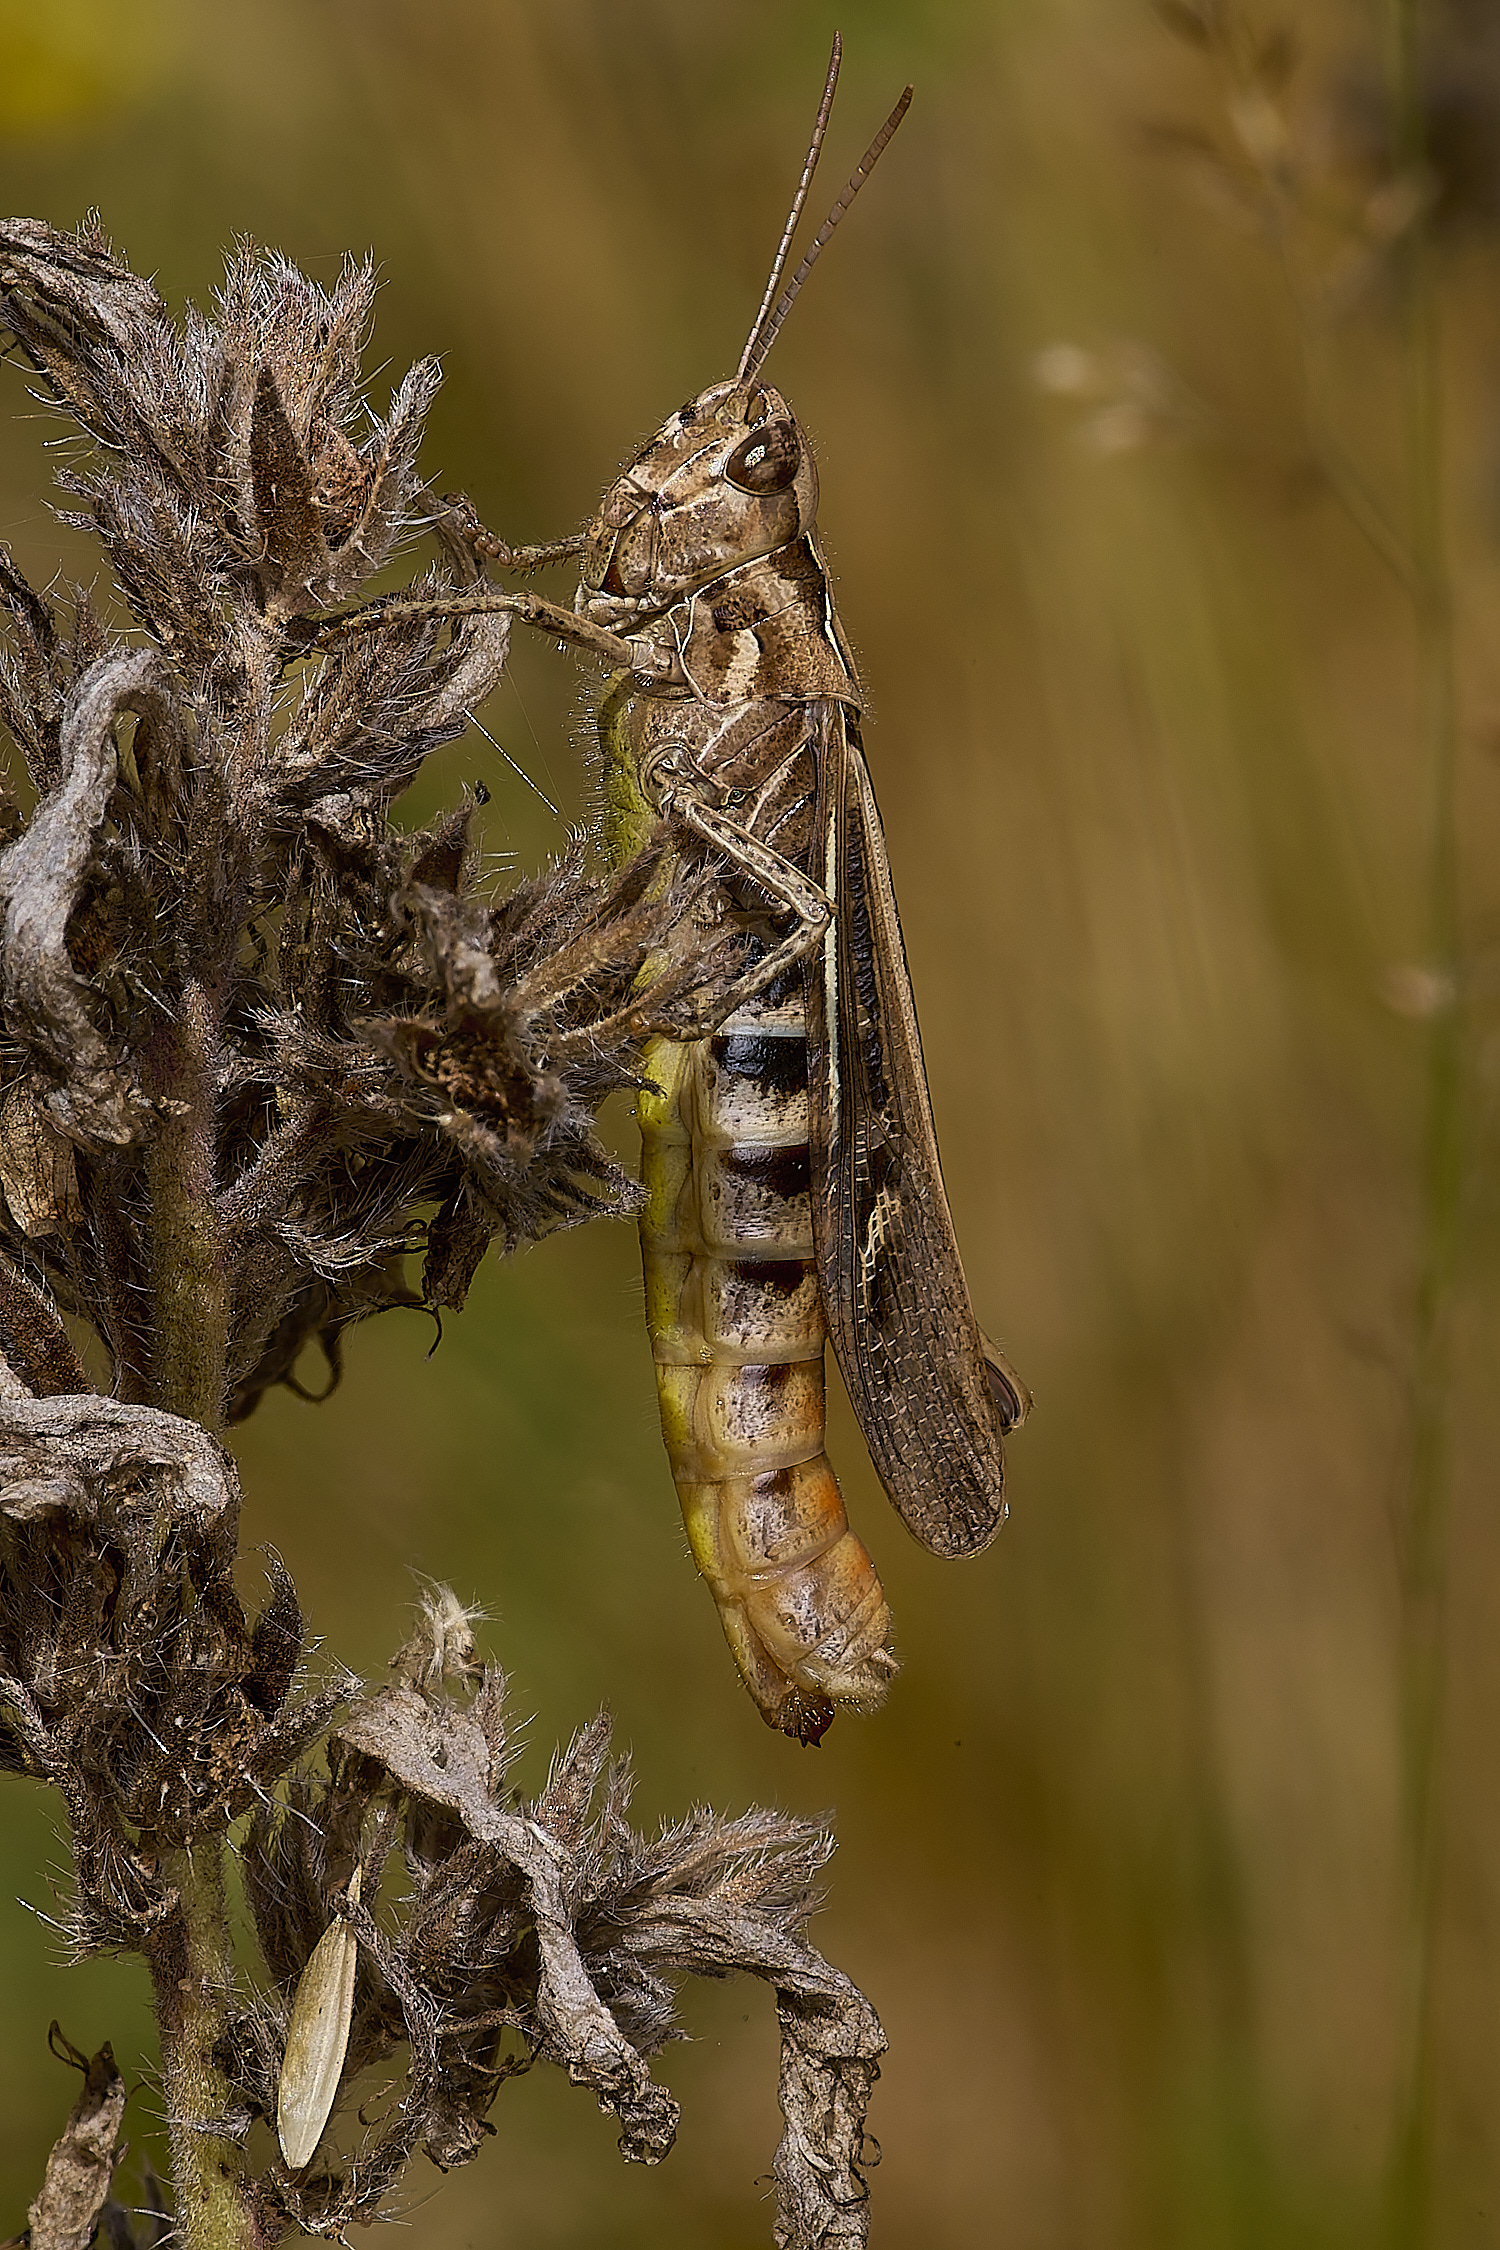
[724,420,802,495]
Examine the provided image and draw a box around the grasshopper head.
[577,378,818,630]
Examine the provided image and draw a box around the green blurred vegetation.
[2,0,1500,2243]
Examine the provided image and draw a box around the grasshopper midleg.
[641,744,833,1027]
[446,38,1027,1742]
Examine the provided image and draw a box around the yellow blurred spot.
[0,0,177,134]
[1379,963,1457,1020]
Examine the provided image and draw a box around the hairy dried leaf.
[0,1085,82,1237]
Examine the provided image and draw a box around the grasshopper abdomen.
[639,999,895,1743]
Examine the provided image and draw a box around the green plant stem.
[149,1844,256,2250]
[1385,2,1463,2241]
[144,974,253,2250]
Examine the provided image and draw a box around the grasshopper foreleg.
[435,489,588,576]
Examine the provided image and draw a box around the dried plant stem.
[1289,312,1417,597]
[144,986,253,2249]
[1254,105,1415,598]
[1385,1,1463,2241]
[149,1844,254,2250]
[146,980,229,1426]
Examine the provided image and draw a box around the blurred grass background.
[1,0,1499,2244]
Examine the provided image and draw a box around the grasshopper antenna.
[737,34,843,381]
[740,76,913,385]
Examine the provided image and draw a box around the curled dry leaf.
[245,1632,886,2249]
[26,2031,126,2250]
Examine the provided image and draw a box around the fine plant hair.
[0,216,884,2250]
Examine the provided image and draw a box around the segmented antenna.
[736,35,844,382]
[739,69,914,385]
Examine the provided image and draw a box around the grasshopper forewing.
[470,37,1028,1741]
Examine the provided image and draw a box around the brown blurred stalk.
[1383,1,1464,2243]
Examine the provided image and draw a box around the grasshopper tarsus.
[483,533,590,576]
[502,534,589,574]
[434,489,586,576]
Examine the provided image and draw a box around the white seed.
[277,1866,361,2170]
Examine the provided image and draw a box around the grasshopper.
[451,38,1028,1742]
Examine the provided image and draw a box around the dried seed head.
[0,222,743,1425]
[391,1581,487,1691]
[0,1399,339,1946]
